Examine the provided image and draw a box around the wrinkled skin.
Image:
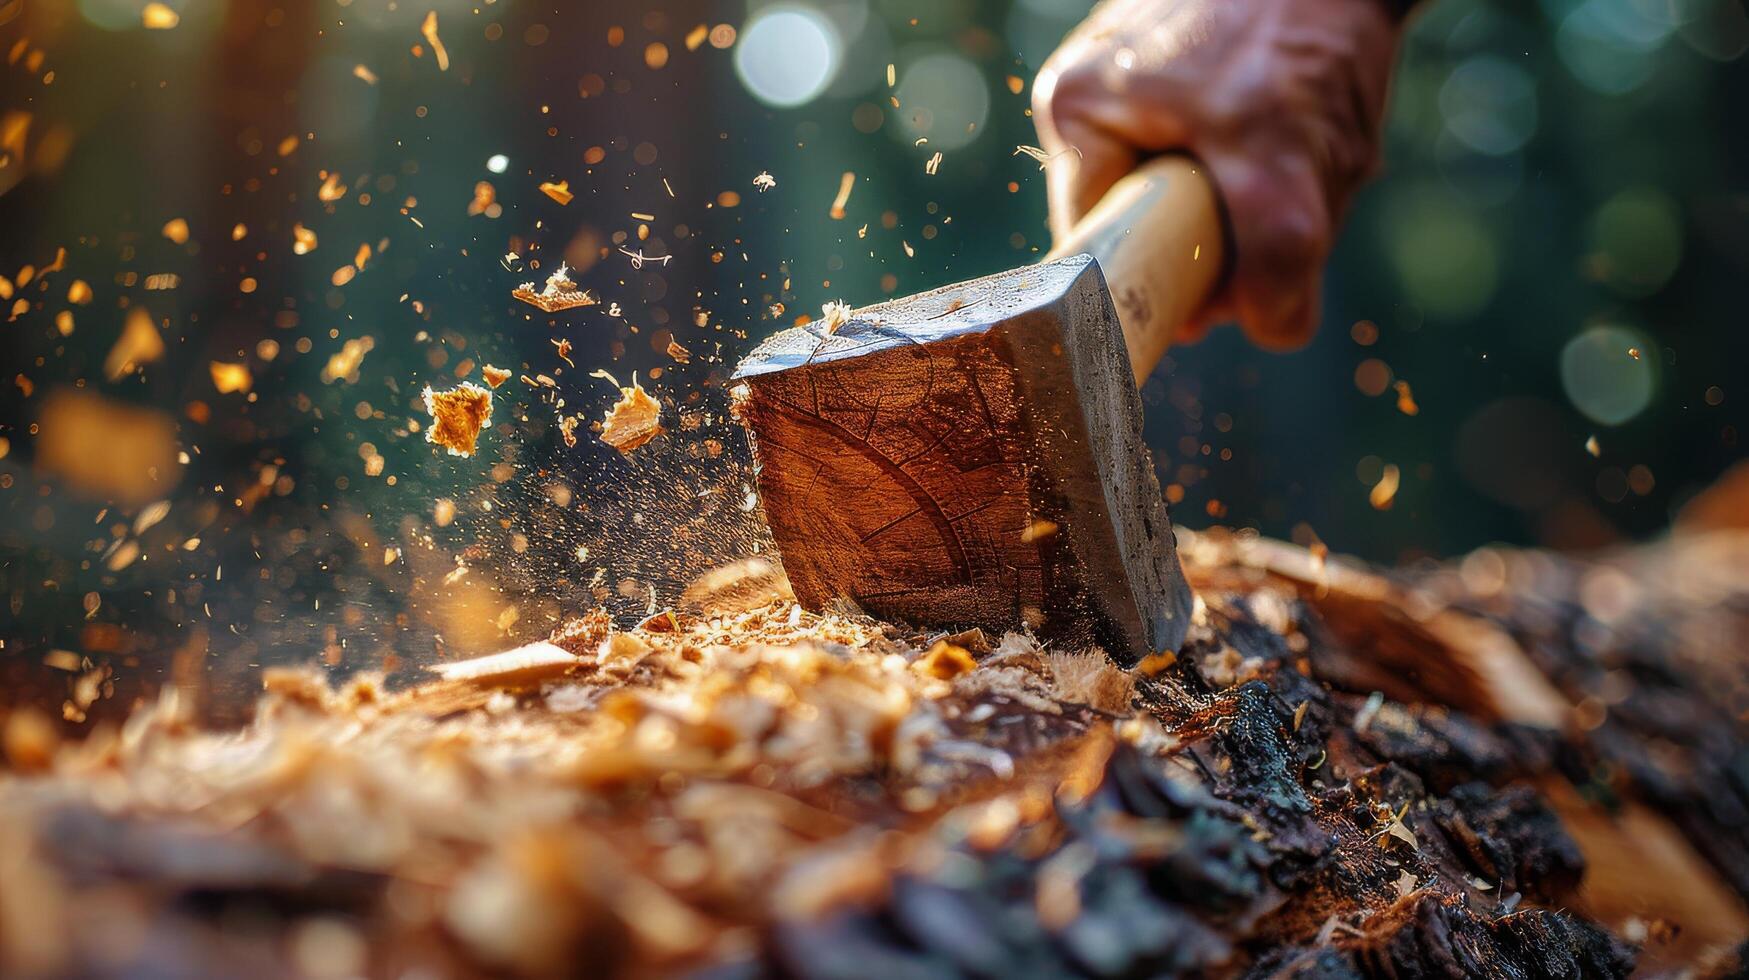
[1033,0,1403,349]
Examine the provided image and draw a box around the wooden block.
[732,255,1192,664]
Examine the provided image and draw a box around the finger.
[1201,148,1330,351]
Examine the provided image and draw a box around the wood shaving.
[617,247,673,270]
[420,10,449,71]
[0,535,1734,977]
[818,300,853,335]
[829,171,854,219]
[1013,144,1081,171]
[1369,463,1401,511]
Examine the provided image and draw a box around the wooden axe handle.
[1047,156,1226,386]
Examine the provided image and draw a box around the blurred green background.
[0,0,1744,719]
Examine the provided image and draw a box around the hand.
[1033,0,1402,349]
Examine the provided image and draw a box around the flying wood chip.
[538,180,572,205]
[512,263,596,313]
[104,306,163,381]
[599,379,663,453]
[423,382,493,457]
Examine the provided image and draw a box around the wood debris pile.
[2,531,1748,977]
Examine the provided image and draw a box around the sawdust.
[4,536,1743,976]
[0,581,1114,973]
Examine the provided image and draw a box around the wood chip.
[538,180,573,205]
[599,378,663,453]
[423,382,493,457]
[512,263,596,312]
[426,641,578,685]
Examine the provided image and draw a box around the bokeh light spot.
[1383,188,1499,320]
[1588,187,1682,298]
[79,0,149,31]
[734,7,841,108]
[1556,0,1672,95]
[1440,55,1538,156]
[893,51,990,151]
[1354,358,1393,397]
[1679,0,1749,61]
[1560,324,1656,425]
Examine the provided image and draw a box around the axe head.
[730,254,1192,665]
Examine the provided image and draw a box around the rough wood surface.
[1,531,1747,978]
[733,255,1192,665]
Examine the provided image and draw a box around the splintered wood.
[3,532,1749,977]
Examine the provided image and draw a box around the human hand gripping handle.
[1045,155,1225,386]
[1035,0,1404,370]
